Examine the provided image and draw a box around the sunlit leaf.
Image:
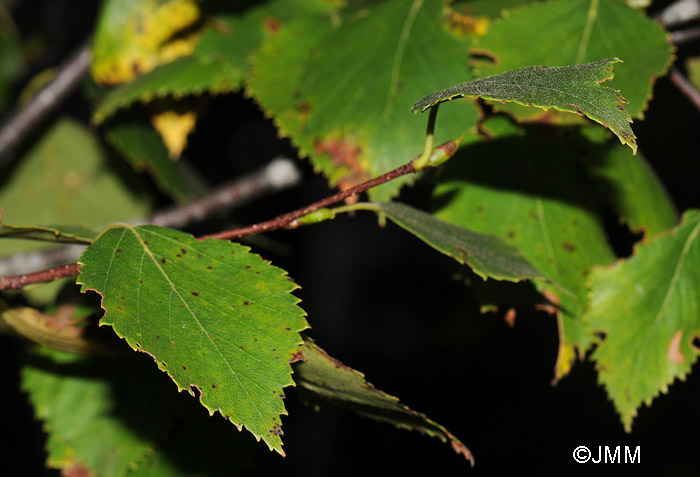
[585,210,700,430]
[412,58,637,153]
[77,225,308,454]
[248,0,479,201]
[471,0,672,119]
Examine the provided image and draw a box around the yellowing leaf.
[92,0,201,85]
[151,109,198,159]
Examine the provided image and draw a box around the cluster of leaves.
[1,0,698,474]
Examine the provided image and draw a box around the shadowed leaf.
[367,201,542,282]
[22,348,179,476]
[294,336,474,466]
[433,116,616,379]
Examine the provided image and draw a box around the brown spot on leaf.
[269,423,284,436]
[476,205,484,213]
[289,350,305,363]
[667,330,686,364]
[116,249,123,253]
[191,291,199,296]
[445,6,489,37]
[263,16,281,34]
[504,308,516,328]
[161,258,166,264]
[297,100,312,114]
[181,248,187,255]
[535,290,560,315]
[507,230,516,239]
[212,383,216,388]
[562,242,577,252]
[528,210,539,220]
[61,464,91,477]
[314,136,368,196]
[207,266,212,270]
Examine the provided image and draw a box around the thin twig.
[200,162,418,240]
[0,158,302,276]
[669,66,700,113]
[148,157,301,228]
[0,263,80,290]
[0,41,92,169]
[672,26,700,45]
[655,0,700,28]
[1,137,461,290]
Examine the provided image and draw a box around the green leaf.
[580,126,678,237]
[294,336,474,465]
[361,201,542,282]
[22,348,178,476]
[412,58,637,153]
[0,117,152,305]
[248,0,479,201]
[93,0,337,123]
[77,225,308,455]
[0,118,150,259]
[104,117,207,202]
[585,210,700,430]
[471,0,672,119]
[433,116,615,379]
[0,223,96,244]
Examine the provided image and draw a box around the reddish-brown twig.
[0,263,81,290]
[0,138,460,290]
[200,162,418,240]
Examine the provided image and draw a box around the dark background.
[2,0,700,475]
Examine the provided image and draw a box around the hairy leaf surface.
[433,116,615,379]
[471,0,672,118]
[248,0,479,201]
[77,225,308,454]
[412,58,637,153]
[294,337,474,465]
[586,210,700,431]
[365,202,541,282]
